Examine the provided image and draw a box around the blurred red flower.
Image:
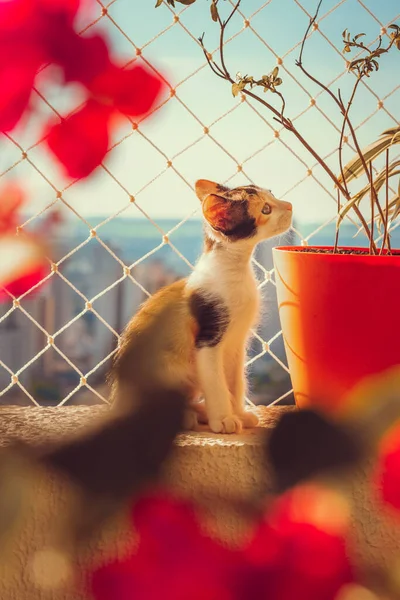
[90,64,165,117]
[243,485,353,600]
[46,101,112,179]
[0,0,165,178]
[0,184,49,301]
[91,494,239,600]
[376,424,400,512]
[89,486,353,600]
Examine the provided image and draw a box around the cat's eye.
[262,203,272,215]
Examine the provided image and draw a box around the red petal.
[0,263,48,301]
[0,0,36,33]
[91,64,165,117]
[37,0,81,21]
[0,59,38,132]
[90,492,238,600]
[42,25,111,86]
[377,425,400,512]
[46,101,112,179]
[63,34,110,85]
[0,183,25,233]
[0,234,48,302]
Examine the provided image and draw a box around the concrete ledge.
[0,406,399,599]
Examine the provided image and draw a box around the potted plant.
[176,0,400,414]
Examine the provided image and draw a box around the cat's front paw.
[183,409,199,431]
[209,415,242,434]
[237,409,259,428]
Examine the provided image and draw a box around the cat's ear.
[195,180,226,202]
[202,193,232,232]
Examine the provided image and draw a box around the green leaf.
[210,1,218,21]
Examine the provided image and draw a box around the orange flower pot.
[272,246,400,415]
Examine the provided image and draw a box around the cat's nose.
[282,200,292,211]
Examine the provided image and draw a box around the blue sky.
[1,0,399,231]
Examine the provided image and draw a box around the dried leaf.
[155,0,163,6]
[339,126,400,184]
[271,66,279,79]
[382,125,400,137]
[343,45,350,53]
[274,77,282,86]
[337,196,360,224]
[354,33,365,41]
[210,1,218,22]
[231,83,240,97]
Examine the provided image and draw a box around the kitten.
[110,179,292,434]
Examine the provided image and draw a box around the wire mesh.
[0,0,399,407]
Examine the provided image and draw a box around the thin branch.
[381,148,391,254]
[337,89,351,198]
[334,188,340,253]
[218,0,242,79]
[337,84,378,252]
[198,34,226,79]
[369,161,375,254]
[273,89,286,122]
[344,96,385,249]
[296,0,343,111]
[298,0,323,65]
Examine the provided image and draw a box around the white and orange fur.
[109,179,292,434]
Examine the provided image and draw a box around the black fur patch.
[215,200,257,241]
[238,185,259,195]
[216,183,230,194]
[189,292,229,348]
[223,217,256,240]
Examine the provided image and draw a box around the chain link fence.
[0,0,399,407]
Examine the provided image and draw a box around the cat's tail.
[0,387,185,554]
